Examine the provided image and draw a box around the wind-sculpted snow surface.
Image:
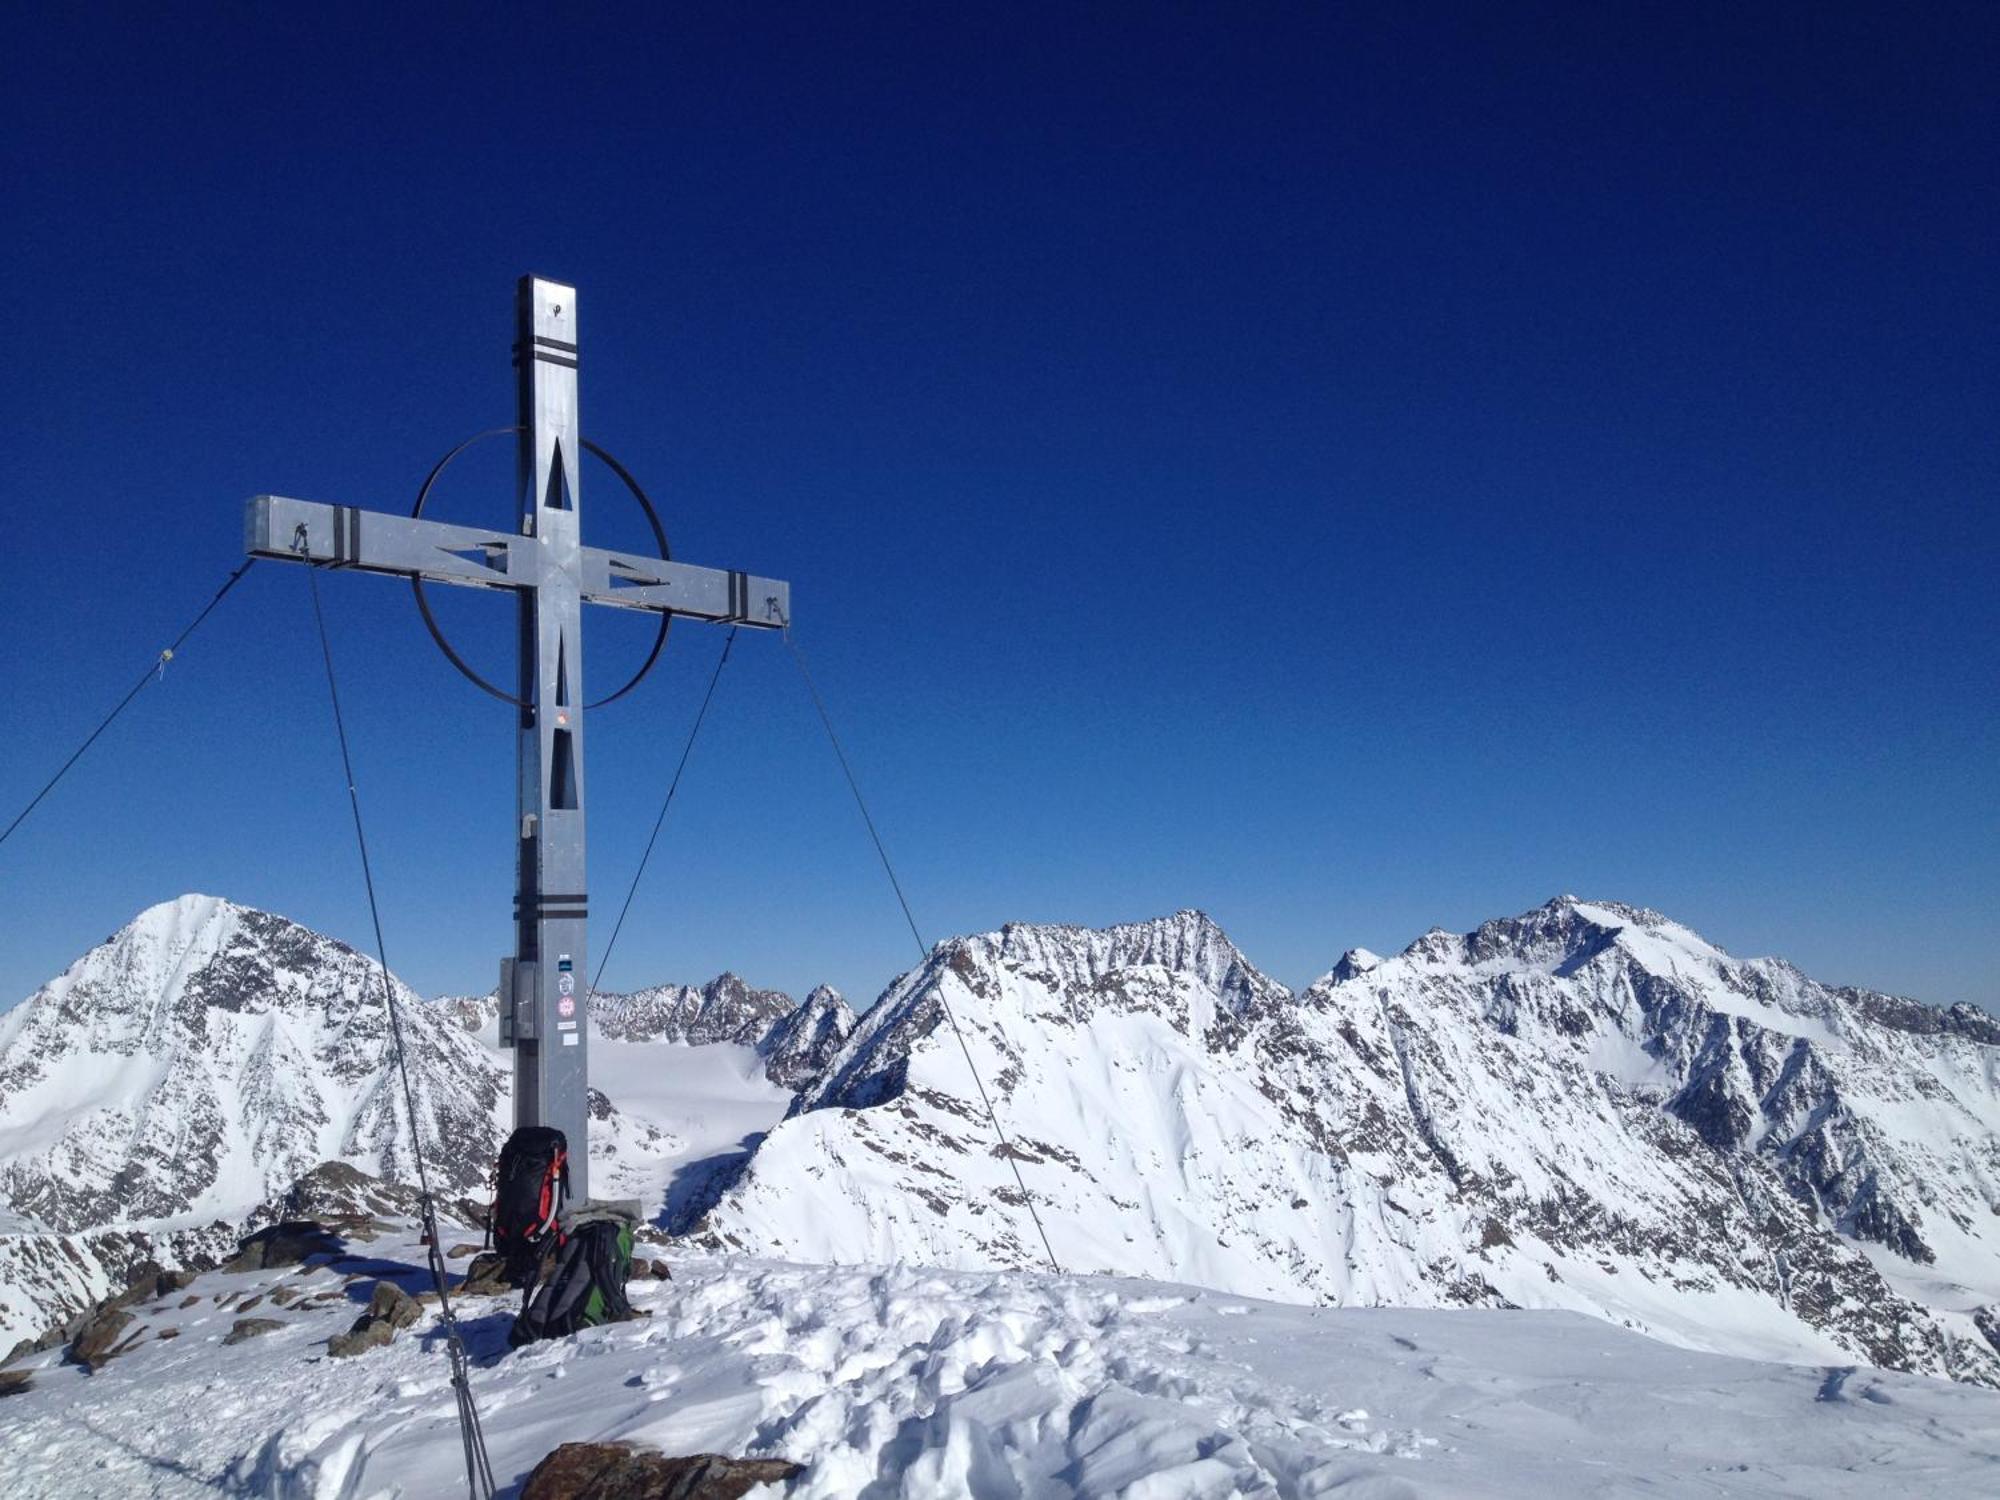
[692,902,2000,1384]
[3,1229,1998,1498]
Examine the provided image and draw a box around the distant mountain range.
[3,893,1996,1386]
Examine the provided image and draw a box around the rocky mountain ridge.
[443,972,857,1087]
[690,899,2000,1385]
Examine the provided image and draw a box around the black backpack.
[508,1217,635,1347]
[489,1125,569,1287]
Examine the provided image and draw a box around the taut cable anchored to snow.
[0,558,258,853]
[300,560,496,1500]
[782,627,1064,1276]
[587,625,738,1002]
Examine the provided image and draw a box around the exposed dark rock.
[276,1162,417,1225]
[66,1308,138,1370]
[1974,1306,2000,1355]
[106,1261,168,1309]
[459,1252,512,1296]
[325,1279,424,1358]
[227,1220,344,1273]
[594,973,796,1047]
[327,1319,396,1359]
[0,1370,33,1397]
[222,1317,284,1346]
[364,1281,422,1331]
[759,986,857,1090]
[520,1441,803,1500]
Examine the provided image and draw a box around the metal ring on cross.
[408,426,673,709]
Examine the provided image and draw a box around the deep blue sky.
[4,4,1994,1012]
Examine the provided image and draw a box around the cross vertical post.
[510,276,591,1198]
[244,274,791,1214]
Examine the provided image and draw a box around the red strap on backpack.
[534,1147,569,1244]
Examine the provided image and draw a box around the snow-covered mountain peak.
[1464,893,1684,970]
[784,910,1282,1120]
[0,896,505,1252]
[1329,947,1382,982]
[970,907,1286,1018]
[760,985,857,1089]
[9,893,1999,1394]
[1401,925,1461,964]
[5,893,390,1059]
[1370,895,1730,987]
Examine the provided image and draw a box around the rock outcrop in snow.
[760,985,857,1090]
[688,901,2000,1385]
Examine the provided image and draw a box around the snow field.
[3,1228,1998,1499]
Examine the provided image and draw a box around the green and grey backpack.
[508,1204,637,1347]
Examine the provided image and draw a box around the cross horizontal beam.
[246,494,790,627]
[249,494,519,589]
[582,544,789,627]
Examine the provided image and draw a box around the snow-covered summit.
[0,894,501,1235]
[759,984,857,1089]
[981,907,1286,1013]
[793,907,1284,1117]
[1328,946,1382,981]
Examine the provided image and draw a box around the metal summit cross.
[246,275,790,1204]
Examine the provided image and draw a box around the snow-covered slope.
[690,901,2000,1384]
[3,1221,1998,1498]
[0,896,495,1352]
